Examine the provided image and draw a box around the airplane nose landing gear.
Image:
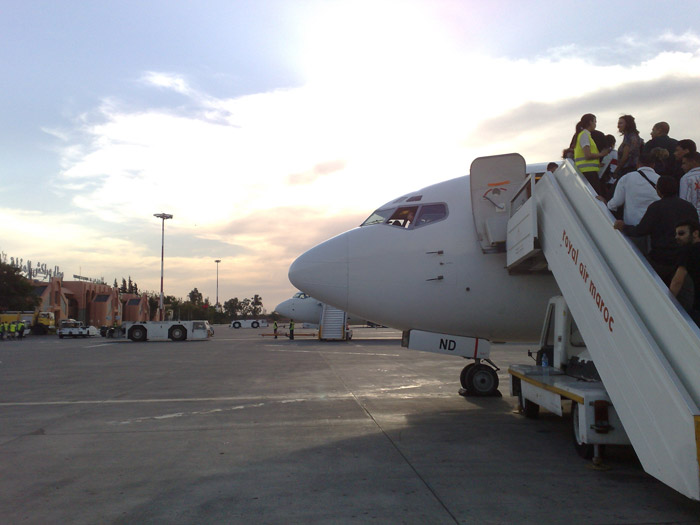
[459,360,501,397]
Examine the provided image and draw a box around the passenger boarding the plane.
[614,176,699,284]
[611,114,643,179]
[679,152,700,215]
[669,219,700,325]
[673,139,697,180]
[598,134,618,200]
[597,151,660,229]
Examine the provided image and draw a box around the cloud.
[36,28,700,308]
[472,76,700,161]
[287,159,347,185]
[141,71,193,96]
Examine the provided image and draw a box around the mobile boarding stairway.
[319,304,351,340]
[499,155,700,500]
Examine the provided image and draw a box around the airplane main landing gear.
[459,359,500,397]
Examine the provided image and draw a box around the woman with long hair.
[570,113,610,194]
[611,114,643,179]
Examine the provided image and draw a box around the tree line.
[0,262,40,311]
[114,277,139,295]
[144,289,271,324]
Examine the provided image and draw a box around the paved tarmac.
[0,326,698,524]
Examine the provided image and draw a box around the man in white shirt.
[597,151,660,226]
[679,151,700,215]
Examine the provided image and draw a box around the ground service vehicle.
[123,320,213,341]
[0,310,55,334]
[230,319,268,329]
[57,319,98,338]
[509,297,630,461]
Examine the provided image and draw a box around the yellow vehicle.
[0,310,56,335]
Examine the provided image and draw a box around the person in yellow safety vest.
[17,321,25,340]
[9,321,16,340]
[571,113,610,196]
[273,320,278,339]
[0,321,5,341]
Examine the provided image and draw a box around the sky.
[2,0,700,312]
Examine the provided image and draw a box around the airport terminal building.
[31,277,150,326]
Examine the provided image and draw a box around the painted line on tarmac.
[85,343,116,348]
[0,393,354,407]
[265,347,400,357]
[112,401,271,424]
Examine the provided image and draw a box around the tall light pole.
[153,213,173,321]
[214,259,221,311]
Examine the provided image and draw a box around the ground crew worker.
[289,319,294,340]
[572,113,610,195]
[9,321,16,340]
[17,321,24,340]
[0,322,5,341]
[273,320,278,339]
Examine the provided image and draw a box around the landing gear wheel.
[519,390,540,419]
[459,363,475,390]
[465,364,499,397]
[572,402,594,459]
[130,326,147,342]
[170,326,186,341]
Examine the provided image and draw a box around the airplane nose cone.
[274,299,295,318]
[289,233,349,310]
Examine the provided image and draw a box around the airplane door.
[470,153,527,253]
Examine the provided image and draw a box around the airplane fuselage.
[289,173,561,342]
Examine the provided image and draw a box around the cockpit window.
[361,208,395,226]
[415,204,447,226]
[361,203,448,228]
[292,292,310,299]
[406,195,422,202]
[388,206,419,228]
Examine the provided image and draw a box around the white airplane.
[289,155,560,394]
[274,292,322,324]
[275,292,368,326]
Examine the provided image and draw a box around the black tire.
[572,402,594,459]
[459,363,475,389]
[232,321,241,329]
[170,325,186,341]
[129,326,147,342]
[251,321,259,329]
[465,364,499,396]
